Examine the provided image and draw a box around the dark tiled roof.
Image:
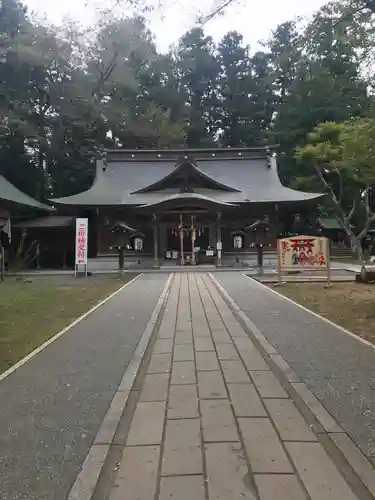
[14,216,74,228]
[51,148,323,206]
[0,175,52,211]
[317,217,344,230]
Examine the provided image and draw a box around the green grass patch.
[0,274,137,375]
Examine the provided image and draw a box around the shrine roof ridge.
[104,146,279,162]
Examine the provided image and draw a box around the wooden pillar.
[119,246,125,273]
[36,243,40,269]
[180,214,184,266]
[191,216,196,265]
[216,213,222,267]
[96,208,101,256]
[0,241,4,282]
[153,214,159,267]
[160,223,167,259]
[209,223,215,247]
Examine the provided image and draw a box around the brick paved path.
[107,273,366,500]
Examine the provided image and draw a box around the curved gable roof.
[138,192,237,209]
[133,158,240,194]
[51,150,323,206]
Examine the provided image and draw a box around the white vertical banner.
[75,218,88,276]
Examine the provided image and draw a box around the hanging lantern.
[233,235,243,249]
[134,237,143,251]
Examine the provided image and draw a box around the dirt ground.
[0,273,138,375]
[278,282,375,346]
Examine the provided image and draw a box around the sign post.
[0,242,4,282]
[277,235,331,285]
[75,218,88,277]
[276,241,282,285]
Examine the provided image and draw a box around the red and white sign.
[75,218,88,272]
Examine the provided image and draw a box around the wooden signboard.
[277,235,331,285]
[75,218,88,277]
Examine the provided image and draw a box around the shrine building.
[50,147,323,267]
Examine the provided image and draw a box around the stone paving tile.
[255,474,308,500]
[193,326,211,338]
[228,326,249,338]
[211,329,233,343]
[162,419,203,476]
[264,399,317,442]
[221,360,251,384]
[239,418,293,473]
[175,331,193,345]
[195,351,220,371]
[168,385,199,419]
[208,318,226,331]
[233,337,269,371]
[227,384,267,417]
[250,370,289,398]
[220,314,239,326]
[140,373,169,402]
[173,344,194,361]
[176,317,191,332]
[197,370,227,399]
[286,441,358,500]
[159,476,206,500]
[201,399,239,442]
[171,361,196,385]
[158,325,176,339]
[147,353,172,374]
[221,317,244,331]
[109,446,160,500]
[215,343,239,360]
[154,338,174,354]
[195,337,215,352]
[126,401,166,446]
[205,442,257,500]
[176,323,191,334]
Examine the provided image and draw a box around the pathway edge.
[0,273,143,383]
[242,273,375,352]
[67,273,173,500]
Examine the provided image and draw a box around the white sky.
[24,0,327,52]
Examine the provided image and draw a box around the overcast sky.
[24,0,327,52]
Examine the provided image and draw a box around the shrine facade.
[51,147,323,267]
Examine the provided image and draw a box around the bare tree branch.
[345,198,357,226]
[199,0,236,26]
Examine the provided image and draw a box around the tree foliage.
[1,0,375,239]
[296,120,375,257]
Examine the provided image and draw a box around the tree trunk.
[348,232,363,261]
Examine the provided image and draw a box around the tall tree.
[270,5,372,184]
[174,28,220,147]
[0,0,46,198]
[215,31,253,146]
[214,32,273,146]
[296,119,375,258]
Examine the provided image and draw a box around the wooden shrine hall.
[51,147,323,267]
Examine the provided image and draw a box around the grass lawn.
[0,274,138,375]
[278,282,375,346]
